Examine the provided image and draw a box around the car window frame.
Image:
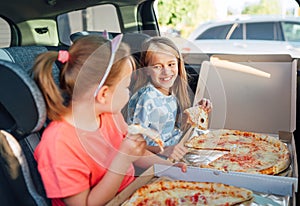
[195,24,233,40]
[57,3,121,46]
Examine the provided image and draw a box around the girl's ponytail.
[33,51,68,120]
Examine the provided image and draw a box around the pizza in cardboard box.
[184,129,290,175]
[122,179,253,206]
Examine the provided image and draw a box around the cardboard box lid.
[193,54,297,134]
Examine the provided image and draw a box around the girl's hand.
[119,134,147,163]
[162,144,188,162]
[173,162,187,173]
[198,98,213,113]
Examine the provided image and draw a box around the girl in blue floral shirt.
[127,37,212,161]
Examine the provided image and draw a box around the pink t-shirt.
[34,113,134,206]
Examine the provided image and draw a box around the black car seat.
[121,32,150,66]
[70,31,150,66]
[0,60,50,206]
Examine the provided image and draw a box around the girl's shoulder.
[36,120,81,155]
[135,84,161,98]
[42,120,76,141]
[101,113,127,135]
[128,85,155,109]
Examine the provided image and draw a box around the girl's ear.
[94,85,110,104]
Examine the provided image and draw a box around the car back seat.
[0,59,50,205]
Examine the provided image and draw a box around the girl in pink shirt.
[33,35,185,206]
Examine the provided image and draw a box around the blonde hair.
[33,35,133,121]
[134,36,191,112]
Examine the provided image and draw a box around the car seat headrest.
[0,60,46,139]
[70,31,116,42]
[70,31,150,61]
[122,33,150,55]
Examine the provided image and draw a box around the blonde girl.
[128,37,212,161]
[33,35,185,206]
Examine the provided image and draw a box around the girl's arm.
[63,135,146,206]
[134,150,187,172]
[63,153,131,206]
[146,145,161,154]
[128,92,155,134]
[146,144,188,161]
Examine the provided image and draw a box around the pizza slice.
[184,105,209,130]
[128,124,164,152]
[123,180,253,206]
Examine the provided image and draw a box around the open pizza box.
[107,164,295,206]
[189,55,297,168]
[181,54,299,200]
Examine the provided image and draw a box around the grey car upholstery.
[0,59,50,206]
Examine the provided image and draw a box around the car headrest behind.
[70,31,117,42]
[0,60,46,139]
[122,32,150,63]
[122,32,150,54]
[70,31,150,63]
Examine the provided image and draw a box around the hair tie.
[58,50,69,64]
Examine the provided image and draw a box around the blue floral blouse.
[127,83,182,146]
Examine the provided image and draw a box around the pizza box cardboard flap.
[106,166,155,206]
[193,54,297,134]
[154,164,297,197]
[279,131,298,184]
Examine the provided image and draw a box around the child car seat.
[0,59,50,206]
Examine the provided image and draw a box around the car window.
[229,23,243,39]
[57,4,120,45]
[282,21,300,42]
[196,24,232,40]
[0,17,11,47]
[245,22,276,40]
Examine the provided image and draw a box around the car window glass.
[0,17,11,47]
[57,4,120,45]
[282,21,300,42]
[196,24,232,40]
[246,22,275,40]
[229,23,243,39]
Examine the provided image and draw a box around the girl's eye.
[152,65,162,70]
[169,63,176,67]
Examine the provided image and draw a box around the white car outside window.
[178,16,300,58]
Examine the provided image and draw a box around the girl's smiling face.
[146,52,178,95]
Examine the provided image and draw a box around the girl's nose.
[161,65,172,73]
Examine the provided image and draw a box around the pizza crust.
[123,180,253,206]
[128,124,164,152]
[184,105,209,130]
